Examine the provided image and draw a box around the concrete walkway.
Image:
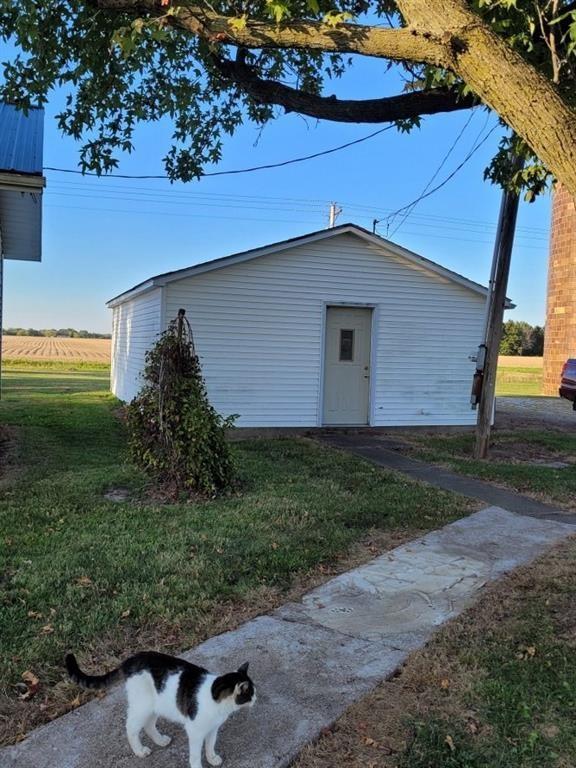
[3,507,574,768]
[320,433,576,525]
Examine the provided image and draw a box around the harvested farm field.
[498,355,543,368]
[2,336,110,363]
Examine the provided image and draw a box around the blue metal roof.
[0,103,44,176]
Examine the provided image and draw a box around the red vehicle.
[560,359,576,409]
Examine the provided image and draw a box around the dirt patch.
[0,528,426,746]
[487,439,574,466]
[293,536,576,768]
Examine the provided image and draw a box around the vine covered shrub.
[126,310,236,497]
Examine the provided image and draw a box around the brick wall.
[543,186,576,394]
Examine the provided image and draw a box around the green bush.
[126,310,236,497]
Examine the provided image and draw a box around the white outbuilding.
[107,224,503,428]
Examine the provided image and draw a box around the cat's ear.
[237,662,249,675]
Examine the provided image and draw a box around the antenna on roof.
[328,202,342,229]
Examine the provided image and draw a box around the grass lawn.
[392,357,574,507]
[295,536,576,768]
[0,365,472,745]
[397,429,576,510]
[496,365,543,396]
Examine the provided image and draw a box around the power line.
[374,120,500,237]
[386,110,477,237]
[42,184,546,239]
[42,202,545,249]
[44,178,548,236]
[44,125,394,179]
[46,190,327,216]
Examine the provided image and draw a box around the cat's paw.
[207,754,223,767]
[155,734,172,748]
[135,746,151,758]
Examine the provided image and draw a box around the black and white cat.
[66,651,256,767]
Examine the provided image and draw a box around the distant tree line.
[3,328,111,339]
[499,321,544,356]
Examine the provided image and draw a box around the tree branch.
[212,56,477,122]
[95,0,450,67]
[95,0,576,194]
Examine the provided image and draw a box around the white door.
[323,307,372,425]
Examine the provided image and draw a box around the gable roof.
[107,223,514,308]
[0,103,44,176]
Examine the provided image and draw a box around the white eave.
[0,177,45,262]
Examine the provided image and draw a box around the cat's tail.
[65,653,122,690]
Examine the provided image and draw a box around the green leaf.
[229,14,248,31]
[265,0,290,23]
[322,10,354,26]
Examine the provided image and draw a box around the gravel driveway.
[496,396,576,430]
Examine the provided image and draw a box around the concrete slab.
[3,617,404,768]
[276,507,575,649]
[2,507,574,768]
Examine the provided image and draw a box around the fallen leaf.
[27,610,43,620]
[517,644,537,660]
[70,695,81,708]
[121,609,131,619]
[440,678,450,689]
[445,735,456,752]
[40,624,54,635]
[467,718,480,735]
[363,736,378,747]
[76,575,93,588]
[19,670,40,700]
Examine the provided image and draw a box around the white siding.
[111,288,162,402]
[155,233,485,427]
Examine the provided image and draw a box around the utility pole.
[474,154,524,459]
[328,202,342,228]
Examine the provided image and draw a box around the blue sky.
[3,53,550,334]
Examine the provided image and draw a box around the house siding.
[111,288,162,402]
[156,233,485,427]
